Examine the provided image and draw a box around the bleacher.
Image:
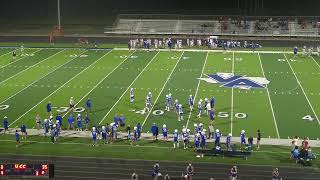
[106,14,320,37]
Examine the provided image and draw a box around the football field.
[1,47,320,140]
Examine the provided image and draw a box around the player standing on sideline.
[215,129,221,147]
[178,104,184,121]
[46,102,52,116]
[173,129,179,148]
[308,46,313,57]
[91,127,97,146]
[317,46,320,57]
[3,116,8,134]
[126,125,131,140]
[145,95,151,112]
[165,95,170,111]
[20,124,27,140]
[209,108,215,121]
[119,114,125,127]
[197,99,203,118]
[229,166,238,180]
[67,114,75,130]
[56,114,62,128]
[130,88,135,103]
[132,126,139,146]
[182,128,188,149]
[302,46,307,57]
[49,115,54,130]
[12,50,16,62]
[35,114,41,130]
[69,97,75,110]
[204,98,209,115]
[174,100,179,114]
[20,45,24,56]
[151,123,159,141]
[128,40,131,51]
[101,126,107,144]
[43,119,49,137]
[210,96,215,109]
[226,133,232,151]
[162,124,168,140]
[194,133,200,151]
[85,114,90,130]
[50,125,56,144]
[201,129,207,149]
[76,114,82,131]
[15,130,20,147]
[189,95,194,111]
[137,123,142,138]
[240,130,246,151]
[86,98,91,112]
[256,129,261,150]
[293,46,298,57]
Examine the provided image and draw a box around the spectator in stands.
[131,170,138,180]
[272,168,281,180]
[151,123,159,141]
[152,163,161,180]
[184,163,194,180]
[229,166,238,180]
[256,129,261,150]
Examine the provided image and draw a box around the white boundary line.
[99,51,160,124]
[257,53,280,138]
[230,52,235,135]
[0,49,79,105]
[0,49,65,85]
[185,52,209,128]
[284,54,320,125]
[61,50,135,118]
[141,52,184,127]
[0,49,41,69]
[8,50,108,127]
[310,56,320,69]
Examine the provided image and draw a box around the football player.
[293,46,298,57]
[174,99,179,114]
[162,124,168,140]
[165,95,170,111]
[189,95,194,111]
[197,99,203,118]
[178,104,183,121]
[130,88,135,103]
[173,129,179,148]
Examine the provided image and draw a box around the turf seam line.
[185,52,209,128]
[8,50,92,127]
[98,50,160,124]
[0,49,65,85]
[283,53,320,125]
[231,52,235,135]
[0,48,41,70]
[0,49,77,105]
[61,50,135,118]
[141,51,184,127]
[257,53,280,138]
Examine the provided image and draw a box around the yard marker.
[258,53,280,138]
[230,52,235,136]
[99,51,160,125]
[0,49,83,106]
[62,50,135,119]
[0,49,65,85]
[9,50,107,127]
[0,49,41,70]
[284,54,320,126]
[141,52,184,127]
[185,52,208,128]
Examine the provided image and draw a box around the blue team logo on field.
[198,73,270,89]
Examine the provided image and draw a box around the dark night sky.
[0,0,319,19]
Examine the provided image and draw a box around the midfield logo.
[198,73,270,89]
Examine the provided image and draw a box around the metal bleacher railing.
[104,14,320,37]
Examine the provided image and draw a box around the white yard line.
[61,50,134,118]
[141,52,184,127]
[185,52,209,128]
[284,53,320,125]
[8,50,106,127]
[98,51,160,125]
[310,56,320,69]
[0,50,78,105]
[0,49,65,85]
[0,49,41,69]
[257,53,280,138]
[230,52,235,135]
[0,50,14,58]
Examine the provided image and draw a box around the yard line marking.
[284,54,320,125]
[0,49,14,58]
[0,49,65,85]
[185,52,208,128]
[0,49,41,70]
[0,50,78,105]
[8,50,105,127]
[61,50,134,118]
[310,56,320,69]
[141,52,184,127]
[258,53,280,138]
[99,51,160,124]
[230,52,235,135]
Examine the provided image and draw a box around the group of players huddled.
[294,46,320,57]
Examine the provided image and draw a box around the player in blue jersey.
[198,123,203,132]
[76,114,82,131]
[85,114,90,130]
[101,126,107,144]
[293,46,298,57]
[215,129,221,147]
[67,114,74,130]
[173,129,179,148]
[210,96,215,109]
[209,108,215,121]
[226,133,232,151]
[162,124,168,140]
[147,91,152,104]
[113,115,118,126]
[201,129,207,149]
[3,116,8,134]
[174,99,179,114]
[91,127,97,146]
[130,88,134,103]
[165,95,170,111]
[195,133,201,150]
[197,99,203,118]
[86,98,91,112]
[15,130,20,147]
[20,124,27,140]
[132,126,139,145]
[46,102,52,116]
[119,114,125,127]
[189,95,194,111]
[137,123,142,138]
[168,93,172,109]
[182,128,187,149]
[240,130,246,150]
[178,104,183,121]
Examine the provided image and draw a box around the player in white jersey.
[302,46,307,57]
[206,99,211,115]
[317,46,320,57]
[308,47,313,57]
[20,45,25,56]
[178,104,183,121]
[145,95,151,112]
[130,88,134,103]
[189,95,194,111]
[165,95,170,111]
[197,99,203,118]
